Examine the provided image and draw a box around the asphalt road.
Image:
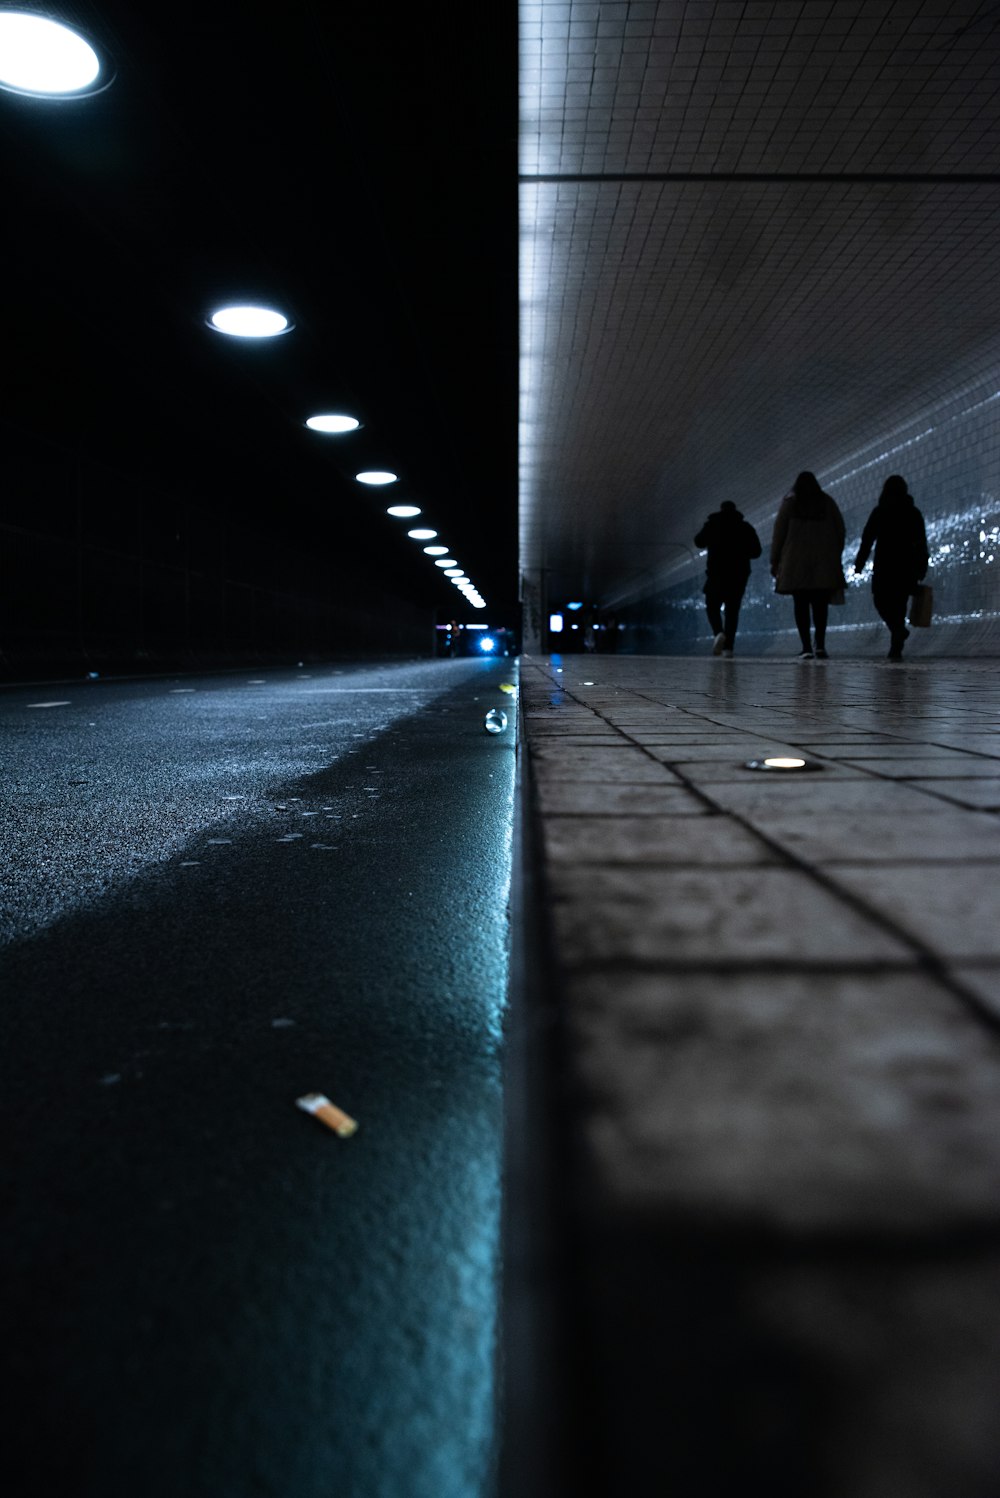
[0,657,517,1498]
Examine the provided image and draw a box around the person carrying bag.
[853,474,930,660]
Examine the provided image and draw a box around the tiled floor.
[520,653,1000,1498]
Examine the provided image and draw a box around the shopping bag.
[909,584,933,627]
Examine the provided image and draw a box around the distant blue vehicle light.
[479,636,496,653]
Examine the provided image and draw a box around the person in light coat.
[770,471,846,658]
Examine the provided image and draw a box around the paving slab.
[541,814,775,866]
[529,746,674,783]
[908,779,1000,810]
[830,864,1000,960]
[548,865,911,966]
[703,778,942,816]
[566,969,1000,1233]
[533,782,708,816]
[843,756,1000,779]
[761,809,1000,864]
[803,741,980,759]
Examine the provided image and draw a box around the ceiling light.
[444,568,463,577]
[423,545,448,555]
[434,558,457,568]
[305,413,361,433]
[209,305,290,338]
[356,470,397,485]
[407,529,437,540]
[387,505,421,518]
[0,12,103,96]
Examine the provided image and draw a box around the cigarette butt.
[296,1092,358,1137]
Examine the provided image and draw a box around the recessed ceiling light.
[444,568,463,577]
[209,305,291,338]
[387,505,421,518]
[423,545,448,555]
[0,12,103,96]
[356,470,398,485]
[305,413,361,433]
[434,558,457,568]
[407,529,437,540]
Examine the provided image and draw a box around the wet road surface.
[1,658,516,1498]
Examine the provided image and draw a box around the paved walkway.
[520,653,1000,1498]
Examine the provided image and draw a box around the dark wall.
[1,437,434,680]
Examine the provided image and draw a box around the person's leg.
[812,592,830,651]
[705,583,726,653]
[722,584,745,651]
[871,587,894,628]
[792,593,812,652]
[875,585,909,657]
[705,584,723,633]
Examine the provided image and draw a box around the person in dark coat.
[694,501,762,656]
[853,474,930,661]
[770,471,846,658]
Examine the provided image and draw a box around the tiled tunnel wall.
[619,364,1000,658]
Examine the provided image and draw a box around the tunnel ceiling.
[519,0,1000,608]
[1,1,518,615]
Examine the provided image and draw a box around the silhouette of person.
[853,474,929,661]
[770,472,846,658]
[694,500,762,656]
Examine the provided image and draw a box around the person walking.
[770,471,846,658]
[853,474,930,661]
[694,500,762,657]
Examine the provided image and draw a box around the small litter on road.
[499,682,516,695]
[296,1093,358,1137]
[484,709,508,734]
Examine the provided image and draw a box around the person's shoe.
[888,650,903,662]
[815,646,829,659]
[722,648,733,658]
[799,649,814,659]
[712,631,726,655]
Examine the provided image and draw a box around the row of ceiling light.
[0,8,488,612]
[208,308,488,610]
